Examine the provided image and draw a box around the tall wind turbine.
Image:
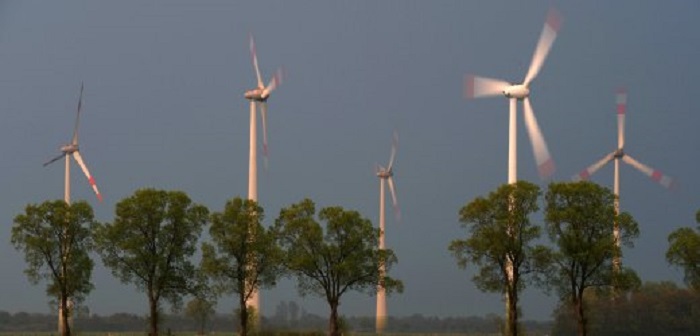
[43,82,102,336]
[573,89,674,270]
[466,8,562,182]
[243,34,282,319]
[375,131,399,334]
[465,8,562,330]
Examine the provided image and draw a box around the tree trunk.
[506,285,518,336]
[239,292,249,336]
[329,300,340,336]
[574,294,587,336]
[61,294,71,336]
[149,293,159,336]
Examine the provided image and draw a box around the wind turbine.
[43,82,102,336]
[375,131,399,334]
[466,8,562,182]
[243,34,282,320]
[573,89,674,270]
[43,82,103,204]
[465,8,562,330]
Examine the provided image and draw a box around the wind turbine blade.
[261,102,269,170]
[616,88,627,149]
[72,151,103,202]
[43,153,66,167]
[465,75,509,99]
[262,68,283,99]
[249,34,264,89]
[387,176,400,222]
[573,151,615,181]
[523,98,555,178]
[523,8,562,86]
[387,131,398,171]
[622,154,675,189]
[72,82,84,145]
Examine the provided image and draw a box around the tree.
[92,189,209,336]
[666,209,700,291]
[544,181,640,336]
[11,200,96,336]
[185,297,215,335]
[449,181,547,336]
[275,199,403,336]
[200,197,284,336]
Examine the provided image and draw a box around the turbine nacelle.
[60,144,78,154]
[503,84,530,99]
[244,88,268,102]
[376,167,393,179]
[613,148,625,159]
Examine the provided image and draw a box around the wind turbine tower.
[243,34,282,320]
[465,8,562,331]
[375,131,399,334]
[43,82,103,335]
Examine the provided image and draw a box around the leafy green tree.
[449,181,548,336]
[92,189,209,336]
[666,209,700,291]
[185,297,216,335]
[11,200,96,336]
[275,199,403,336]
[200,197,284,336]
[544,181,640,336]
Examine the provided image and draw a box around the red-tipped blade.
[387,131,398,171]
[261,101,269,171]
[249,34,264,89]
[573,151,615,181]
[622,154,675,189]
[523,98,555,178]
[523,8,562,86]
[72,151,103,202]
[387,176,400,222]
[72,82,84,145]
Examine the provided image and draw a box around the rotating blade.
[249,34,264,89]
[616,88,627,149]
[262,67,283,99]
[387,176,400,222]
[573,151,615,181]
[622,154,675,189]
[43,153,66,167]
[72,151,103,202]
[465,75,509,99]
[387,131,398,171]
[523,98,555,178]
[72,82,84,145]
[523,8,562,86]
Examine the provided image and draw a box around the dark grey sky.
[0,1,697,321]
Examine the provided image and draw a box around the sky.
[0,0,698,322]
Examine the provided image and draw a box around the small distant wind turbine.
[43,82,102,336]
[243,34,282,321]
[466,8,562,182]
[573,89,674,270]
[375,131,399,334]
[44,82,103,204]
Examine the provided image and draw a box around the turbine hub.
[244,88,268,102]
[614,148,625,159]
[61,144,78,153]
[503,84,530,99]
[376,169,393,179]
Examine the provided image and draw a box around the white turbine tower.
[243,34,282,320]
[375,131,399,334]
[43,82,103,335]
[573,89,674,270]
[465,8,562,329]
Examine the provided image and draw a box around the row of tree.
[11,190,403,336]
[450,180,699,336]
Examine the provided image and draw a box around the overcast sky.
[0,1,698,321]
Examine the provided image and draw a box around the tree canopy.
[544,181,640,336]
[666,209,700,291]
[92,188,209,336]
[275,198,403,336]
[11,200,96,336]
[200,197,284,336]
[449,181,548,336]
